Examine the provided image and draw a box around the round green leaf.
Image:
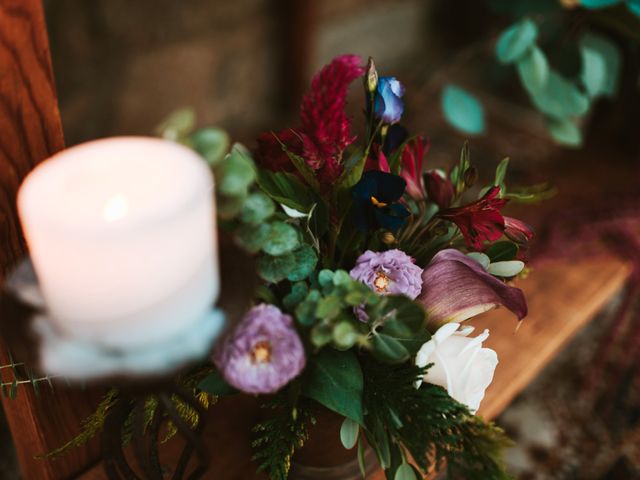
[580,33,621,98]
[517,45,549,93]
[545,117,582,147]
[236,223,271,253]
[530,71,590,119]
[394,463,417,480]
[580,0,623,7]
[218,146,256,196]
[466,252,491,270]
[191,128,229,166]
[256,252,295,283]
[333,322,359,349]
[496,18,538,64]
[487,260,525,277]
[287,244,318,282]
[340,417,359,450]
[262,221,299,256]
[239,192,275,225]
[580,43,607,98]
[155,108,195,141]
[441,85,486,135]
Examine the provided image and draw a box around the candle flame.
[103,194,129,222]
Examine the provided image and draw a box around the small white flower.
[415,323,498,413]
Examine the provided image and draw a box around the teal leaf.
[191,128,230,166]
[529,71,590,119]
[236,223,271,253]
[517,45,549,93]
[580,33,621,98]
[339,417,359,450]
[239,192,275,225]
[262,221,299,256]
[467,252,491,270]
[580,0,623,7]
[257,252,296,283]
[303,349,364,425]
[487,260,525,277]
[545,117,583,147]
[441,85,486,135]
[495,18,538,64]
[629,0,640,16]
[394,463,418,480]
[287,244,318,282]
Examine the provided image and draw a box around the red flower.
[425,171,455,209]
[439,186,508,250]
[400,136,429,198]
[256,55,364,186]
[255,129,303,173]
[504,217,534,244]
[364,145,391,173]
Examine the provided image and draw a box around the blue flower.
[352,171,410,232]
[374,77,405,124]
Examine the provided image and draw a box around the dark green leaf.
[283,282,309,310]
[338,151,366,189]
[262,221,299,256]
[372,334,410,364]
[256,169,314,212]
[198,370,238,395]
[218,145,256,196]
[302,349,364,425]
[485,241,518,262]
[257,252,296,283]
[236,223,271,253]
[287,245,318,282]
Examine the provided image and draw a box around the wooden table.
[78,254,630,479]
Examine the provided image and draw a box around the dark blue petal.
[377,172,406,202]
[383,124,409,156]
[374,206,409,232]
[352,171,379,200]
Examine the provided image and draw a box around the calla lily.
[419,249,527,328]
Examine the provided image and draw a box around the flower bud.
[365,57,378,93]
[380,231,396,245]
[463,166,478,188]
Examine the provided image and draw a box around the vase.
[289,407,380,480]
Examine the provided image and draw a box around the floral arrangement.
[51,55,546,479]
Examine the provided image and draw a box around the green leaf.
[495,18,538,64]
[239,192,276,224]
[504,182,556,203]
[394,463,417,480]
[487,260,525,277]
[466,252,491,270]
[441,85,486,135]
[580,33,621,98]
[256,169,314,212]
[333,322,359,349]
[316,295,343,320]
[155,108,195,141]
[191,128,230,166]
[257,252,296,283]
[310,323,333,347]
[283,282,309,310]
[296,290,321,326]
[371,334,410,364]
[262,221,299,256]
[340,417,359,450]
[629,0,640,16]
[218,145,256,196]
[272,134,320,191]
[287,245,318,282]
[338,151,366,189]
[545,117,582,147]
[529,71,590,119]
[485,241,518,262]
[517,45,549,93]
[494,157,510,190]
[303,349,364,425]
[581,0,623,7]
[198,370,238,395]
[357,437,367,478]
[236,223,271,253]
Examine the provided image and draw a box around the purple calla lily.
[419,249,527,328]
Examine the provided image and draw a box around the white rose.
[415,322,498,413]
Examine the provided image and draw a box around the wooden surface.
[80,254,630,480]
[0,1,104,478]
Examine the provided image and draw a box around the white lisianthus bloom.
[415,323,498,413]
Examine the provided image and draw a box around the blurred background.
[3,1,640,478]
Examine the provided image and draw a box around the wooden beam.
[0,1,104,478]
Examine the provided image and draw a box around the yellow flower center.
[251,341,272,364]
[373,271,390,293]
[370,196,387,208]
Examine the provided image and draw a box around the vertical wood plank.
[0,1,103,478]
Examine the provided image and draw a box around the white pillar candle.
[17,137,218,350]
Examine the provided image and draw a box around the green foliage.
[495,18,538,64]
[155,108,196,142]
[485,241,518,262]
[302,348,364,425]
[256,169,315,213]
[252,397,315,480]
[516,45,549,92]
[199,369,238,395]
[340,417,360,449]
[240,192,276,225]
[361,359,513,480]
[545,118,582,147]
[191,127,230,166]
[441,85,486,135]
[580,33,621,98]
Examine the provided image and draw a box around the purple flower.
[418,249,527,328]
[350,249,424,299]
[213,304,305,394]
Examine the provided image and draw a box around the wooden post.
[0,1,103,478]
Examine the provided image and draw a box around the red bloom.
[256,55,364,186]
[364,145,391,173]
[255,129,303,173]
[439,186,508,250]
[400,136,429,198]
[425,171,455,209]
[504,217,534,244]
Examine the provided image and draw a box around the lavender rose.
[350,249,423,299]
[213,304,305,394]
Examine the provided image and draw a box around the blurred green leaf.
[287,245,318,282]
[494,157,510,192]
[283,282,309,310]
[218,145,256,196]
[257,252,296,283]
[485,241,518,262]
[394,463,418,480]
[262,222,299,256]
[372,334,410,364]
[517,45,549,93]
[239,192,275,225]
[580,33,621,98]
[487,260,525,277]
[441,86,486,135]
[191,128,229,166]
[199,370,238,395]
[581,0,624,8]
[256,169,314,213]
[155,108,195,141]
[236,222,271,253]
[529,71,590,119]
[496,18,538,64]
[340,417,360,450]
[545,117,583,147]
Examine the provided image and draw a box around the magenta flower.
[418,249,527,328]
[400,136,429,199]
[424,170,455,209]
[350,249,423,299]
[504,216,534,244]
[213,304,306,394]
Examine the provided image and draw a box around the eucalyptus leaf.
[580,33,621,98]
[333,322,359,349]
[545,117,582,147]
[287,244,318,282]
[487,260,525,277]
[218,146,256,196]
[302,349,364,425]
[394,463,417,480]
[466,252,491,270]
[236,223,271,253]
[529,71,590,119]
[155,108,195,141]
[191,128,230,166]
[517,45,549,93]
[257,252,296,283]
[339,417,359,450]
[496,18,538,64]
[441,85,486,135]
[580,0,623,7]
[580,41,607,98]
[262,221,299,256]
[316,295,343,320]
[283,282,309,310]
[239,192,275,224]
